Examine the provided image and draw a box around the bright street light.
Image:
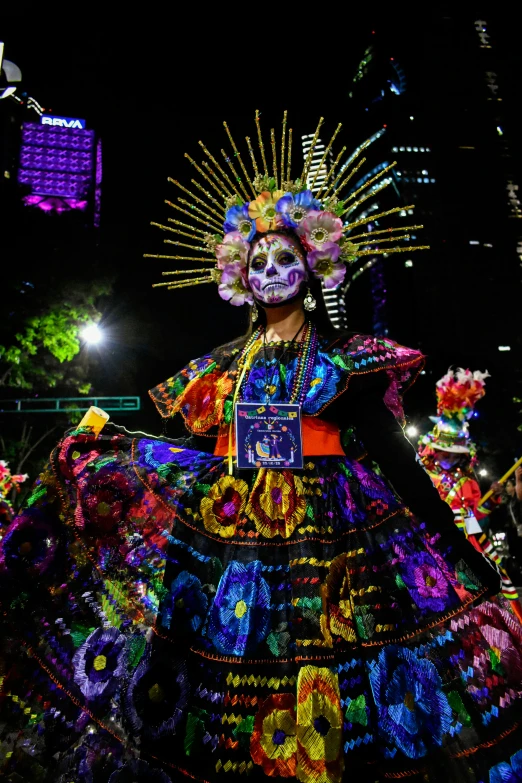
[479,469,488,477]
[81,323,103,345]
[406,425,418,438]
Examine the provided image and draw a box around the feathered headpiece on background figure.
[145,111,429,304]
[419,368,490,455]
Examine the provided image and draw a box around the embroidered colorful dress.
[1,329,522,783]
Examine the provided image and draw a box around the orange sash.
[214,415,345,458]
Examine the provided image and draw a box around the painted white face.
[248,234,307,305]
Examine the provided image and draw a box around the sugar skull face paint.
[248,234,307,305]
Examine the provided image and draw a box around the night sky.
[1,10,521,478]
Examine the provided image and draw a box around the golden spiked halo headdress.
[145,111,429,305]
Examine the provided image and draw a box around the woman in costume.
[418,368,522,615]
[1,114,522,783]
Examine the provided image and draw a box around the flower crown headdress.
[146,111,429,305]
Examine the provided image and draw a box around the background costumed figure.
[1,114,522,782]
[418,368,522,618]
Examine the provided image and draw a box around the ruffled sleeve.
[148,338,246,435]
[326,333,425,422]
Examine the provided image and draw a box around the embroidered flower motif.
[489,749,522,783]
[73,627,126,701]
[108,759,173,782]
[298,211,343,250]
[470,601,522,685]
[160,571,208,634]
[251,693,297,778]
[200,475,249,538]
[242,358,286,403]
[0,508,58,576]
[400,552,455,613]
[223,206,256,241]
[207,560,270,655]
[81,468,131,534]
[124,649,189,741]
[296,665,344,783]
[276,190,321,229]
[321,553,357,643]
[218,263,254,306]
[247,470,306,539]
[248,190,284,232]
[173,370,234,433]
[368,645,452,759]
[216,231,250,270]
[307,243,345,289]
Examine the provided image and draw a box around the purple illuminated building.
[17,117,101,224]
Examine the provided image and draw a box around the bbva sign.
[41,115,86,130]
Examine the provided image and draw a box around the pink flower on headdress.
[216,232,250,271]
[248,191,284,233]
[298,210,343,250]
[218,264,253,306]
[307,243,346,289]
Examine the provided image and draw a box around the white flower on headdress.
[218,264,253,307]
[215,232,250,271]
[298,210,343,250]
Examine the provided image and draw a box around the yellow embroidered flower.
[321,553,357,643]
[296,666,344,783]
[247,469,306,539]
[248,190,284,232]
[200,475,249,538]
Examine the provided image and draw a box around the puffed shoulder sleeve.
[148,337,246,434]
[326,333,425,422]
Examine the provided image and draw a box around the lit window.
[469,240,479,245]
[417,177,423,183]
[407,209,414,215]
[404,177,410,182]
[422,170,428,175]
[404,260,413,267]
[426,147,431,152]
[396,171,402,177]
[413,147,419,152]
[406,147,412,152]
[419,147,425,152]
[430,178,436,183]
[423,178,429,183]
[484,243,493,247]
[498,346,511,351]
[392,146,398,152]
[400,210,407,217]
[399,146,405,152]
[410,116,414,120]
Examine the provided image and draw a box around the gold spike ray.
[280,111,287,189]
[184,154,228,201]
[245,136,260,180]
[301,117,324,185]
[270,128,278,189]
[347,225,424,242]
[343,205,417,233]
[255,110,269,177]
[165,200,222,231]
[310,122,342,191]
[223,122,256,199]
[190,178,227,212]
[339,178,392,217]
[319,139,373,200]
[151,222,214,253]
[168,179,224,222]
[352,245,430,259]
[177,197,223,230]
[163,238,215,254]
[153,221,207,243]
[286,129,293,183]
[341,161,397,206]
[162,268,215,276]
[315,145,347,198]
[167,218,207,237]
[144,254,215,262]
[166,279,214,290]
[322,156,367,202]
[153,276,213,289]
[220,149,250,202]
[198,141,243,200]
[200,160,234,198]
[349,233,412,247]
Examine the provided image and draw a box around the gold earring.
[251,301,259,321]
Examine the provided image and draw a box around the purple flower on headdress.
[223,204,256,241]
[489,750,522,783]
[369,645,452,759]
[124,649,189,742]
[216,231,249,270]
[160,570,208,634]
[218,263,253,306]
[276,190,321,229]
[307,242,345,289]
[0,508,58,576]
[108,759,173,782]
[400,552,455,613]
[73,626,126,701]
[207,560,270,655]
